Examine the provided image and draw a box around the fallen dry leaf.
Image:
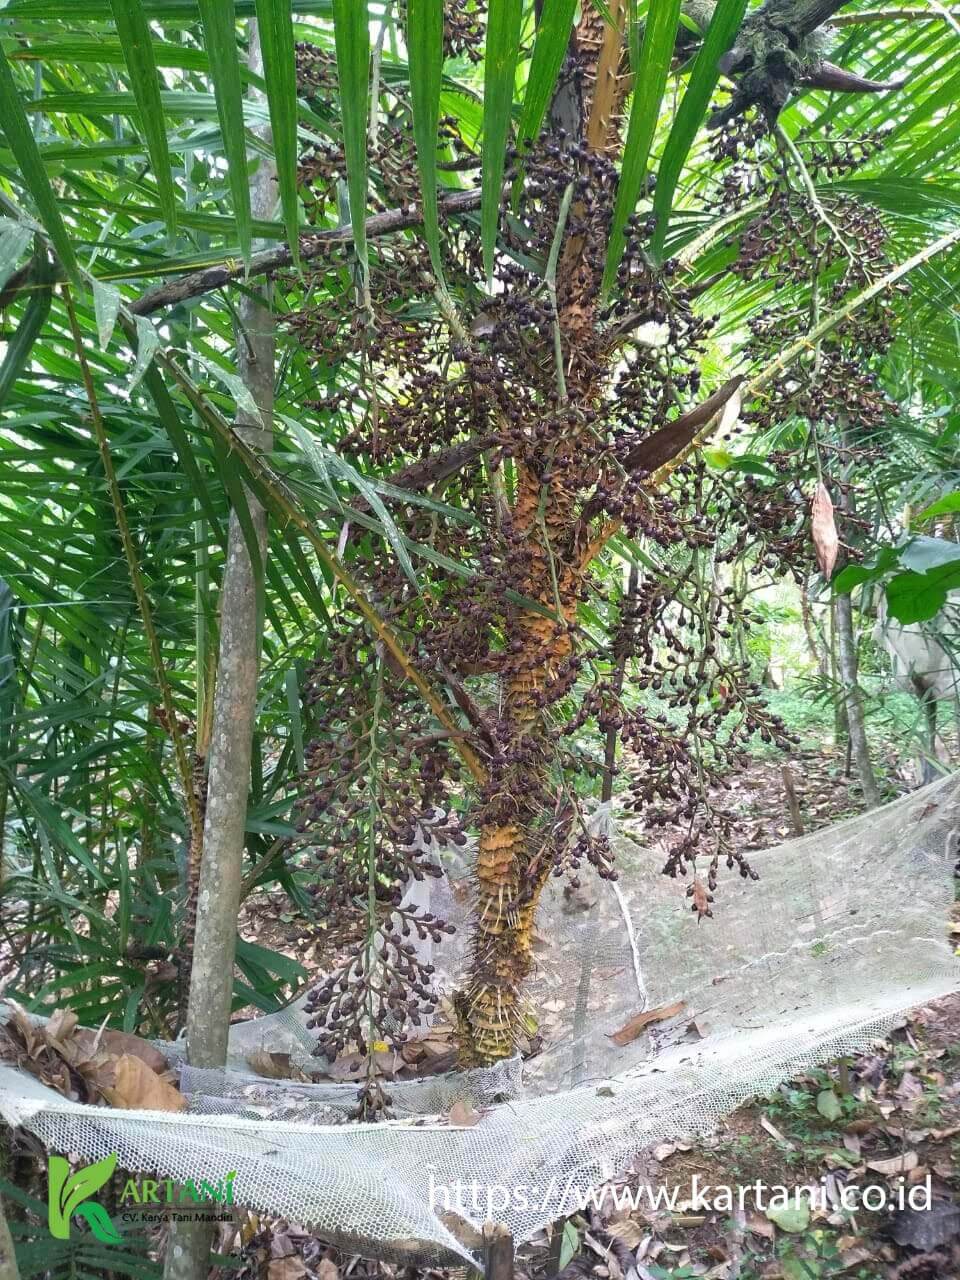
[811,482,839,578]
[246,1050,311,1082]
[608,1001,686,1047]
[606,1216,646,1248]
[74,1028,170,1077]
[446,1099,480,1127]
[267,1259,308,1280]
[866,1151,918,1177]
[102,1054,186,1113]
[45,1008,79,1043]
[327,1053,367,1082]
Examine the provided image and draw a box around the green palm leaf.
[0,46,78,284]
[515,0,578,164]
[331,0,371,286]
[198,0,253,265]
[0,243,53,408]
[602,0,683,293]
[108,0,178,238]
[254,0,301,266]
[649,0,749,263]
[404,0,445,279]
[481,0,523,286]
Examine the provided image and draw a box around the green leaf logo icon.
[76,1201,123,1244]
[48,1153,119,1241]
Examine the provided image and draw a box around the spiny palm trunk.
[457,0,629,1066]
[461,470,583,1061]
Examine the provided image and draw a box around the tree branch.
[130,188,483,316]
[829,6,960,20]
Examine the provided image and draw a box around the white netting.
[3,774,960,1264]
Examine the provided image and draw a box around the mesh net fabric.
[3,774,960,1265]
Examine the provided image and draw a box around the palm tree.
[1,6,960,1273]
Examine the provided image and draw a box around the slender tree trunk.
[829,599,846,745]
[799,579,827,676]
[835,590,881,807]
[0,1193,19,1280]
[833,428,880,808]
[163,25,275,1280]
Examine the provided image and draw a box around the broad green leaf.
[235,936,306,984]
[404,0,445,279]
[918,491,960,521]
[255,0,301,266]
[816,1088,842,1121]
[6,0,333,13]
[886,564,960,624]
[765,1201,810,1234]
[108,0,178,238]
[649,0,749,262]
[0,578,15,757]
[832,564,874,594]
[899,535,960,572]
[833,545,902,594]
[626,0,641,72]
[602,0,683,293]
[514,0,578,163]
[727,455,777,478]
[331,0,370,283]
[198,0,253,265]
[207,426,266,620]
[138,360,226,545]
[703,445,733,469]
[588,0,617,27]
[284,665,304,771]
[0,44,78,283]
[92,279,121,349]
[286,416,420,591]
[482,0,523,286]
[198,356,264,424]
[559,1220,579,1269]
